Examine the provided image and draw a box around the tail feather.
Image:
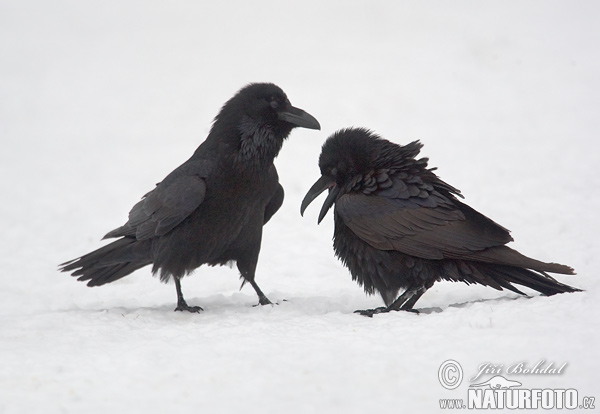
[492,265,578,295]
[59,237,151,286]
[458,246,575,275]
[487,273,526,295]
[448,260,581,296]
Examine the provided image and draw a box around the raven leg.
[249,280,273,306]
[356,287,426,317]
[174,278,203,313]
[399,287,427,311]
[237,255,272,306]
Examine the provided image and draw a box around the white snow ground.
[1,1,599,413]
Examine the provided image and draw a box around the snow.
[1,1,599,413]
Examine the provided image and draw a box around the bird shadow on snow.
[415,295,523,315]
[55,292,535,318]
[56,293,263,315]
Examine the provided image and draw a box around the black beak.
[301,175,339,224]
[278,105,321,130]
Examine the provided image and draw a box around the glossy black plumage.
[301,128,579,316]
[60,83,320,312]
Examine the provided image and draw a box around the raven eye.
[270,99,279,109]
[330,167,338,176]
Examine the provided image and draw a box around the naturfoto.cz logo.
[438,360,595,410]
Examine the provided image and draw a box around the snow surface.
[1,1,599,413]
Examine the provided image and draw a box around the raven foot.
[174,303,204,313]
[253,295,273,307]
[354,307,388,317]
[174,278,202,312]
[354,307,419,317]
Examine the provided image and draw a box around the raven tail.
[59,238,152,286]
[442,258,580,296]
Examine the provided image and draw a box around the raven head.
[215,83,320,164]
[301,128,424,223]
[239,83,320,131]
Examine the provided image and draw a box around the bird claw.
[174,304,204,313]
[253,296,274,307]
[354,306,420,317]
[354,307,389,317]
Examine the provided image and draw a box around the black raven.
[301,128,579,316]
[60,83,320,312]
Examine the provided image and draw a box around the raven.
[301,128,579,316]
[60,83,320,312]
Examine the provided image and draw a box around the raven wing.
[335,175,513,260]
[264,184,284,225]
[104,168,208,241]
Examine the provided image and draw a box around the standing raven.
[301,128,579,316]
[60,83,320,312]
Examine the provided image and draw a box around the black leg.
[399,288,426,311]
[249,280,273,306]
[174,278,203,313]
[237,258,273,306]
[386,287,425,311]
[355,287,426,317]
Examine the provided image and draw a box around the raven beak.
[278,105,321,130]
[301,175,339,224]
